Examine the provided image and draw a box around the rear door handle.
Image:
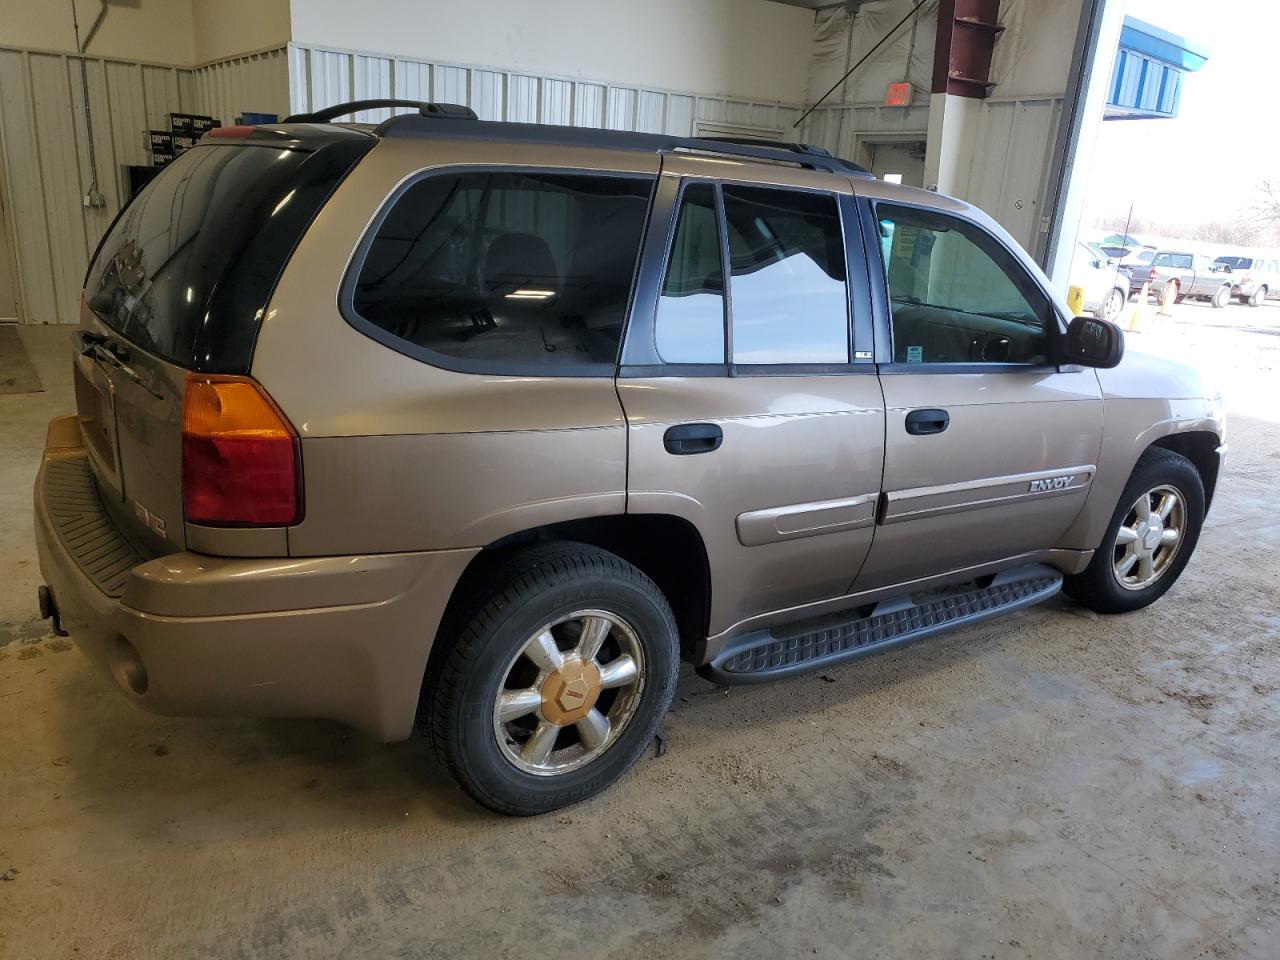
[663,423,723,455]
[905,408,949,436]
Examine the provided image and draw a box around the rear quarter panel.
[250,138,661,556]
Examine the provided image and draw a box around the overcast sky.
[1083,0,1278,227]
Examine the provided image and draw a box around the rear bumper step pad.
[703,565,1063,684]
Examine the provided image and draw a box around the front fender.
[1057,397,1224,552]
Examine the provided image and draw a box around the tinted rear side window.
[85,141,369,372]
[349,171,654,372]
[722,185,848,364]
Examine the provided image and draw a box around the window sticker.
[906,345,923,363]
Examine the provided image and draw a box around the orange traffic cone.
[1129,281,1149,332]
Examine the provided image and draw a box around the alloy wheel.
[1112,484,1185,591]
[492,609,645,776]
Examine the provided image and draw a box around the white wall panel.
[665,95,695,136]
[507,75,538,124]
[433,65,468,106]
[350,56,393,122]
[541,79,573,127]
[287,43,801,145]
[574,84,606,128]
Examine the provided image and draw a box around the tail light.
[182,375,302,526]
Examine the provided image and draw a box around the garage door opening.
[864,139,926,188]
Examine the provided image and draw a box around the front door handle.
[905,408,949,436]
[663,423,723,455]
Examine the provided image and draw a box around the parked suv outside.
[34,102,1225,814]
[1215,254,1280,307]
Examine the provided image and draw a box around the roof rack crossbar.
[283,100,477,124]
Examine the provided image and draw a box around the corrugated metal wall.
[959,97,1064,253]
[187,48,291,126]
[288,43,805,138]
[0,46,287,325]
[797,103,930,161]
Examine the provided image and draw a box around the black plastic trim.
[618,363,727,379]
[877,362,1060,376]
[338,165,659,379]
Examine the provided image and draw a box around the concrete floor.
[2,306,1279,959]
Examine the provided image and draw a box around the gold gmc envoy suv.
[33,100,1225,814]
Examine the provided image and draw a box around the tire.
[1211,285,1231,309]
[1097,287,1125,322]
[1064,449,1205,615]
[423,542,679,815]
[1249,286,1268,308]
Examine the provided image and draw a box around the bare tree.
[1256,180,1280,242]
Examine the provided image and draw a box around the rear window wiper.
[76,331,164,400]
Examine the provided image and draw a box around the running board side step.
[702,565,1063,685]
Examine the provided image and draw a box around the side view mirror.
[1063,315,1124,368]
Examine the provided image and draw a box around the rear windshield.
[85,140,370,372]
[1152,253,1192,269]
[1214,256,1252,270]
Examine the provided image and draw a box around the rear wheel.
[1064,449,1204,614]
[1211,284,1231,309]
[423,543,679,815]
[1249,286,1268,307]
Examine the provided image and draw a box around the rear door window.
[722,185,849,364]
[649,181,850,367]
[348,171,654,372]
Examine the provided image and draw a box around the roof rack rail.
[371,113,871,176]
[680,136,868,175]
[283,100,477,124]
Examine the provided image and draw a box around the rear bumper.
[34,416,477,741]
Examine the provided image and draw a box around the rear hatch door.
[78,130,374,554]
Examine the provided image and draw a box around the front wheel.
[423,543,679,815]
[1098,287,1125,322]
[1064,449,1205,614]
